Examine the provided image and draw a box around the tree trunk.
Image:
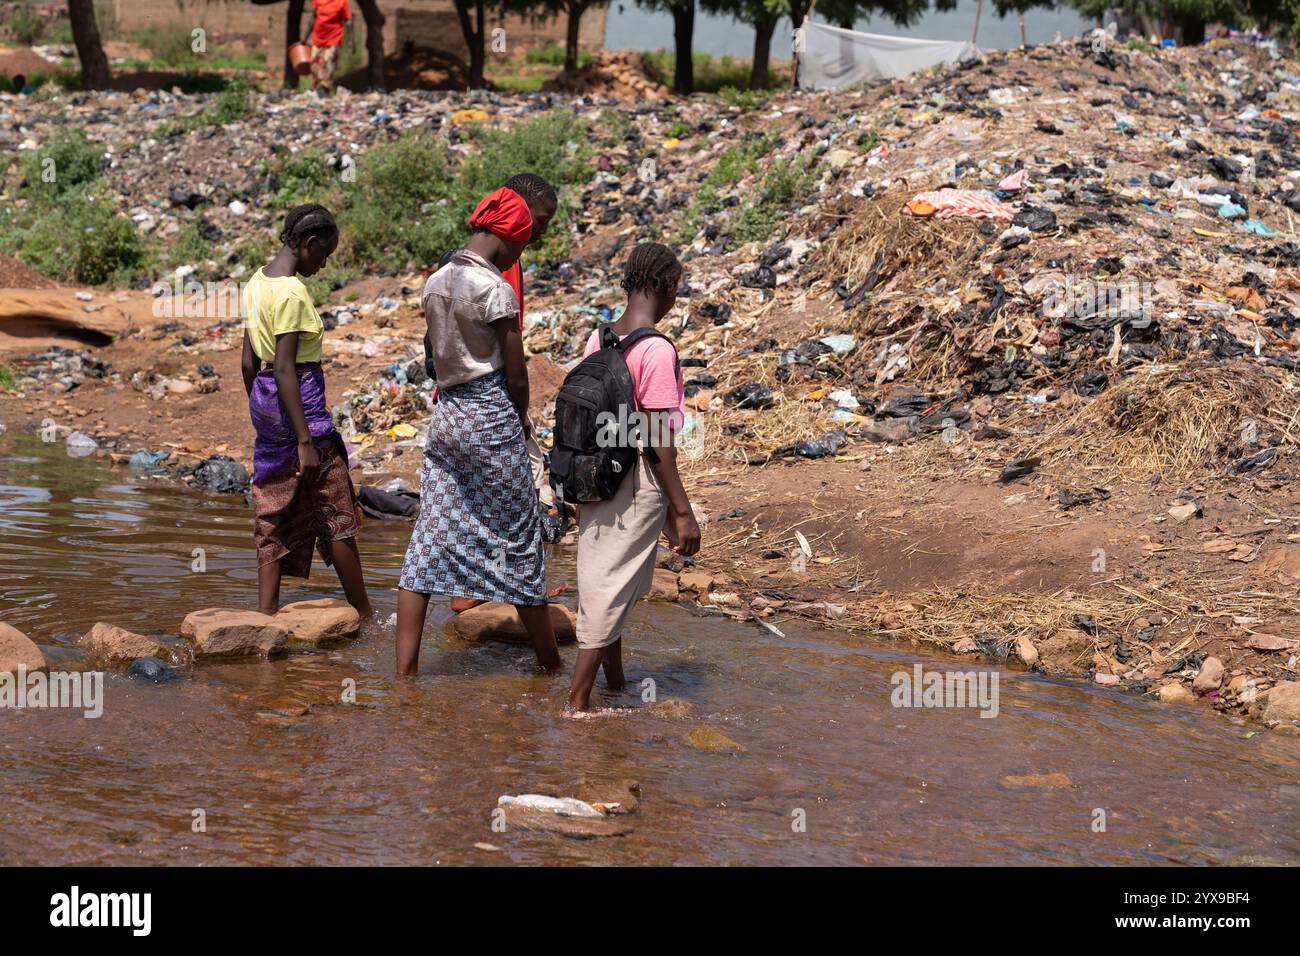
[670,1,694,95]
[355,0,387,90]
[284,0,306,89]
[751,15,776,90]
[453,0,485,88]
[565,0,586,73]
[1176,14,1205,46]
[67,0,111,90]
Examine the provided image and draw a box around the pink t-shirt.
[583,328,685,433]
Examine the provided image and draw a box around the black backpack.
[549,325,678,504]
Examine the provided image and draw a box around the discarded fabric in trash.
[190,455,250,495]
[357,485,419,520]
[724,382,775,409]
[905,188,1017,221]
[998,168,1030,192]
[128,449,171,473]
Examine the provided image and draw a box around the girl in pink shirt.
[568,243,701,712]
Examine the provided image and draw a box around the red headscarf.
[469,187,533,243]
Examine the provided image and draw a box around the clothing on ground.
[576,457,676,649]
[421,249,517,390]
[253,436,360,579]
[400,370,547,605]
[243,269,323,364]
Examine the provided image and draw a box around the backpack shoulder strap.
[613,327,679,372]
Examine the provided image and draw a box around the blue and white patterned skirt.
[399,370,547,605]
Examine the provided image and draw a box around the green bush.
[268,149,337,209]
[23,128,104,199]
[1,184,151,286]
[730,157,816,249]
[0,364,16,392]
[9,3,43,45]
[526,43,566,66]
[335,133,461,274]
[133,21,204,67]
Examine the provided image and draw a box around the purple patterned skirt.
[399,370,546,605]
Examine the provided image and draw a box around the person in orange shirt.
[305,0,353,92]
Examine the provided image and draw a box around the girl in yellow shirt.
[240,204,372,618]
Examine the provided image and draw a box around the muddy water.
[1,434,1298,866]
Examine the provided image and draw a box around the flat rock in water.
[649,568,680,602]
[0,622,46,674]
[1000,772,1073,790]
[80,621,166,667]
[450,602,576,644]
[685,726,745,753]
[677,571,714,594]
[1259,681,1300,728]
[274,599,361,646]
[180,608,289,659]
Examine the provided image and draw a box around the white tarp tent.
[797,21,979,90]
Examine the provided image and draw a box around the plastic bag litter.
[498,794,606,818]
[65,431,98,458]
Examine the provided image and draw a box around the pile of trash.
[7,36,1300,483]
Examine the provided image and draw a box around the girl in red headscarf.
[395,188,561,675]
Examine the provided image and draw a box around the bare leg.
[330,537,373,617]
[601,638,625,692]
[567,648,603,710]
[395,588,430,676]
[514,604,561,672]
[258,560,282,616]
[449,596,486,613]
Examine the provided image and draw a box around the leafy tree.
[508,0,609,71]
[994,0,1058,47]
[1063,0,1232,44]
[702,0,784,88]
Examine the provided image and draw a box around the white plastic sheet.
[797,21,978,90]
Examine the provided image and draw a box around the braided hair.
[502,173,557,208]
[280,203,338,250]
[621,242,681,298]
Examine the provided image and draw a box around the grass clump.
[8,2,43,45]
[730,157,817,248]
[675,131,779,243]
[1,186,151,285]
[23,128,104,199]
[1,128,150,286]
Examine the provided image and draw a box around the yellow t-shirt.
[243,268,324,364]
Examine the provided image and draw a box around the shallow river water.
[1,434,1297,865]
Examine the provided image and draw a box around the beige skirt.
[575,456,676,650]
